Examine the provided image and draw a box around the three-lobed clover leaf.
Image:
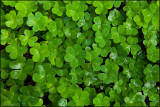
[66,1,87,21]
[92,15,111,32]
[124,92,146,106]
[18,85,43,106]
[19,29,38,47]
[129,79,143,93]
[32,63,56,84]
[6,40,28,59]
[93,93,110,106]
[5,10,23,29]
[1,85,20,106]
[15,1,38,17]
[38,1,54,10]
[64,44,85,68]
[58,98,67,106]
[93,1,113,14]
[30,43,50,62]
[108,9,125,26]
[57,83,79,98]
[147,46,159,62]
[98,63,119,84]
[72,89,90,106]
[52,1,65,16]
[9,57,27,80]
[27,12,49,32]
[144,64,159,82]
[142,25,158,47]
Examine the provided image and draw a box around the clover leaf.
[38,1,54,10]
[95,31,111,48]
[123,17,138,35]
[69,67,85,84]
[147,46,159,62]
[77,12,94,31]
[9,57,27,80]
[57,83,79,98]
[72,89,90,106]
[93,1,113,14]
[111,27,126,44]
[66,1,87,21]
[129,79,143,93]
[30,43,50,62]
[108,9,125,26]
[64,44,85,68]
[18,85,43,106]
[124,92,146,106]
[92,15,111,32]
[144,64,159,82]
[19,29,38,47]
[6,40,28,59]
[93,93,110,106]
[1,85,20,106]
[98,63,119,84]
[52,1,65,16]
[27,12,49,32]
[142,25,158,47]
[58,98,67,106]
[15,1,38,17]
[32,63,56,84]
[5,10,23,29]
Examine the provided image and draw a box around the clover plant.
[1,1,159,106]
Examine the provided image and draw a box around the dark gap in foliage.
[24,46,32,59]
[37,37,46,43]
[119,66,123,72]
[24,76,36,86]
[0,44,8,52]
[43,92,51,106]
[156,81,160,87]
[55,74,61,77]
[78,82,85,90]
[101,54,110,65]
[145,96,151,106]
[117,2,125,11]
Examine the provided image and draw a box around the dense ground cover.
[0,0,159,106]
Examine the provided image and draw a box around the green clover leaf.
[38,1,54,10]
[57,83,79,98]
[66,1,87,21]
[15,1,38,17]
[108,9,125,26]
[144,64,159,82]
[64,44,85,68]
[30,43,50,62]
[72,89,90,106]
[18,85,43,106]
[32,63,56,84]
[92,15,111,32]
[9,57,27,80]
[123,17,138,35]
[93,1,113,14]
[124,92,146,106]
[1,85,20,106]
[19,29,38,47]
[5,10,23,29]
[98,63,119,84]
[27,12,49,32]
[147,46,159,62]
[93,93,110,106]
[129,79,143,93]
[52,1,65,16]
[6,40,28,59]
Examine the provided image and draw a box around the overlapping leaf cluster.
[1,1,159,106]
